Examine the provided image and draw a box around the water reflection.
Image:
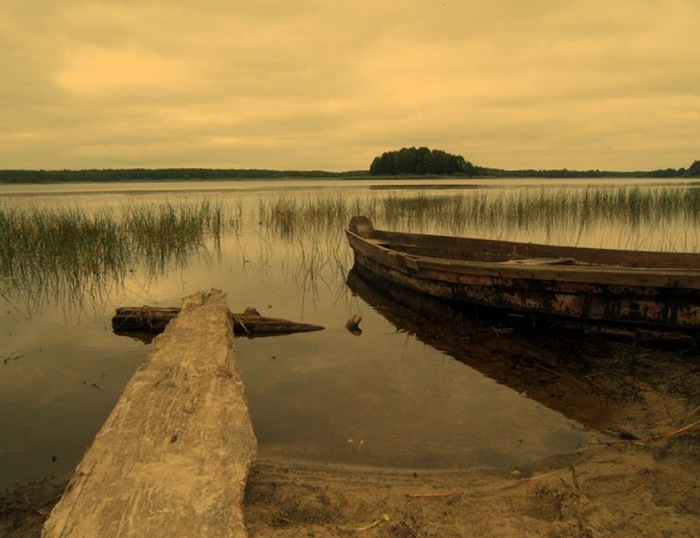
[0,200,226,316]
[1,178,698,489]
[345,270,620,428]
[233,273,590,471]
[2,179,698,317]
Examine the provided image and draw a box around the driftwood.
[112,305,324,338]
[44,290,256,537]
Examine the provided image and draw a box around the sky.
[1,1,698,172]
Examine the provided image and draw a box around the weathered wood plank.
[112,306,324,337]
[43,289,257,538]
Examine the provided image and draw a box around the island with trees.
[369,147,476,176]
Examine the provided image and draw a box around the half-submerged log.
[43,289,257,537]
[112,305,324,337]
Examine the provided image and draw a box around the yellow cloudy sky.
[1,0,698,171]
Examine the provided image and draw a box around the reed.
[1,184,697,311]
[367,185,700,250]
[250,184,700,250]
[122,200,226,274]
[256,194,356,239]
[0,200,226,310]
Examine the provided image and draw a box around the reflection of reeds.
[0,200,226,311]
[253,185,700,250]
[250,185,700,308]
[2,185,698,312]
[123,200,225,274]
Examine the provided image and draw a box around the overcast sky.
[1,1,698,172]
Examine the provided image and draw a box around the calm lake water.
[1,177,697,490]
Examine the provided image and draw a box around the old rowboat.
[346,216,700,330]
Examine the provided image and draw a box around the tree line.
[368,147,700,179]
[0,168,365,184]
[479,160,700,179]
[0,157,697,184]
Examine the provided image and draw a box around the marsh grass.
[123,199,226,274]
[256,194,351,240]
[253,185,700,249]
[371,186,700,240]
[1,185,698,311]
[0,200,226,311]
[249,185,700,306]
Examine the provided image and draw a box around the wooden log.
[112,305,324,337]
[43,289,257,537]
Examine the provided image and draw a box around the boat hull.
[346,217,700,330]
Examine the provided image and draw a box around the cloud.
[1,1,699,171]
[54,48,192,98]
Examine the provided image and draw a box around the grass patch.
[253,185,700,250]
[1,185,697,311]
[0,200,226,310]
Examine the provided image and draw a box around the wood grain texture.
[43,290,257,538]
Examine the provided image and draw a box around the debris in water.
[346,314,362,335]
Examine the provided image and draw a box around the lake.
[1,177,698,491]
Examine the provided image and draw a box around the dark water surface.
[1,178,696,489]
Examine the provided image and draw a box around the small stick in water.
[346,314,362,335]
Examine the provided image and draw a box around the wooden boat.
[346,216,700,331]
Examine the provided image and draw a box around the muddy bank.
[3,289,700,537]
[0,478,65,538]
[4,338,700,537]
[240,331,700,537]
[245,438,700,537]
[6,437,699,537]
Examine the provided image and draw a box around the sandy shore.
[242,338,700,536]
[244,436,699,537]
[3,334,699,537]
[7,438,698,537]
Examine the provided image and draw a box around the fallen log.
[43,290,256,537]
[112,305,324,338]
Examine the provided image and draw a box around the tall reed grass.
[253,185,700,250]
[1,185,697,311]
[247,185,699,312]
[122,199,226,274]
[0,200,226,310]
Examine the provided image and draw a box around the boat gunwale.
[347,214,699,267]
[348,231,700,292]
[345,217,700,330]
[375,228,695,262]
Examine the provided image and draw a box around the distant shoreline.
[0,165,696,184]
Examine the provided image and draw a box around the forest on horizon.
[0,147,698,183]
